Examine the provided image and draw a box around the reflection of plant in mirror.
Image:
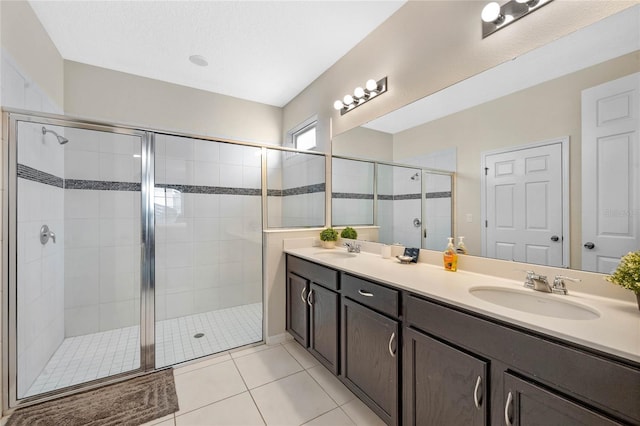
[320,228,339,242]
[341,227,358,239]
[606,251,640,294]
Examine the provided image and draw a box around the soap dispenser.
[443,237,458,272]
[456,236,468,255]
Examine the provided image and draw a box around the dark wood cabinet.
[503,373,622,426]
[403,327,488,426]
[342,297,399,426]
[286,255,640,426]
[308,282,340,374]
[286,271,308,346]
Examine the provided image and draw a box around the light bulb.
[354,87,365,99]
[365,79,378,91]
[343,95,354,105]
[481,2,502,23]
[333,100,344,110]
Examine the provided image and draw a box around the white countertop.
[285,247,640,365]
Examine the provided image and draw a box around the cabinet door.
[503,373,622,426]
[309,283,339,374]
[342,298,399,425]
[286,272,309,347]
[404,327,487,426]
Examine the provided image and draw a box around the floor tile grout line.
[305,364,354,408]
[230,356,268,426]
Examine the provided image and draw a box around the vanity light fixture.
[481,0,553,38]
[333,77,388,116]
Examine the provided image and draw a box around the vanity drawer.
[342,273,399,318]
[287,255,339,291]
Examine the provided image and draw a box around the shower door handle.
[413,218,421,227]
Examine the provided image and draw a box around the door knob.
[584,242,595,249]
[550,235,560,242]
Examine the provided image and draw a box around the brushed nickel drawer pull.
[504,391,513,426]
[388,332,396,357]
[473,376,482,409]
[300,287,307,304]
[358,289,374,297]
[307,289,314,306]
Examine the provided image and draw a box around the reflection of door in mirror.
[482,139,568,267]
[582,72,640,274]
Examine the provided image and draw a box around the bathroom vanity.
[285,248,640,426]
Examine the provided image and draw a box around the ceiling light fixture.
[333,77,388,116]
[189,54,209,67]
[481,0,553,38]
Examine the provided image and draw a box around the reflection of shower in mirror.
[42,126,69,145]
[410,172,420,181]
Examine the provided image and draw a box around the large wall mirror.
[332,6,640,274]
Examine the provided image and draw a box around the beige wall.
[64,61,283,145]
[332,126,392,161]
[283,1,636,143]
[0,1,64,107]
[392,52,640,269]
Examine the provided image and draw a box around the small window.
[294,124,316,151]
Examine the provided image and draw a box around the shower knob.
[40,225,56,245]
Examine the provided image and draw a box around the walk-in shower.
[4,111,268,408]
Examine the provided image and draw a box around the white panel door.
[485,142,565,266]
[582,72,640,273]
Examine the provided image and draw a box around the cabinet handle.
[300,287,307,304]
[358,289,374,297]
[388,332,396,357]
[473,376,482,409]
[504,391,513,426]
[307,289,314,306]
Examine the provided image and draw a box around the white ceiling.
[28,0,405,107]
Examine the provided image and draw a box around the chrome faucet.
[523,270,581,295]
[551,275,582,295]
[344,242,361,253]
[523,271,552,293]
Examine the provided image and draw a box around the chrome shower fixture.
[42,126,69,145]
[410,172,420,181]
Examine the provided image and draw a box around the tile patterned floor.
[24,303,262,397]
[142,340,386,426]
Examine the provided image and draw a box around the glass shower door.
[154,135,263,367]
[13,120,145,399]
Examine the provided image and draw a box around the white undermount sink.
[312,250,357,259]
[469,286,600,320]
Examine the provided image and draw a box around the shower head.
[410,172,420,181]
[42,126,69,145]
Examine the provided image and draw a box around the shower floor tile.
[24,303,262,398]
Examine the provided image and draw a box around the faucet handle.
[521,270,536,288]
[552,275,581,295]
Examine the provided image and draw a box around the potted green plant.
[320,227,339,249]
[340,227,358,240]
[606,250,640,311]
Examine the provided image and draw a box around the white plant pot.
[321,240,336,249]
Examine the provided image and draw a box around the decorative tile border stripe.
[378,194,394,201]
[17,164,63,188]
[281,183,326,197]
[426,191,452,199]
[332,192,374,200]
[158,184,261,196]
[392,193,422,200]
[66,179,141,191]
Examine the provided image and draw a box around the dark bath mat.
[6,369,179,426]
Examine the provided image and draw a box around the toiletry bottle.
[456,236,468,255]
[443,237,458,272]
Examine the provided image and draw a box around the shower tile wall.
[332,158,374,226]
[4,49,66,397]
[154,135,262,323]
[16,123,65,397]
[62,129,142,336]
[392,167,422,248]
[280,152,325,227]
[424,173,453,251]
[377,165,394,245]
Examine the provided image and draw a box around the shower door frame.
[2,110,157,411]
